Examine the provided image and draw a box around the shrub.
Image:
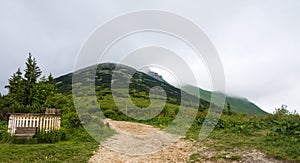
[80,113,92,125]
[10,137,38,144]
[35,129,67,143]
[7,129,67,144]
[44,94,75,114]
[270,117,300,137]
[62,112,81,128]
[103,109,117,119]
[0,121,11,143]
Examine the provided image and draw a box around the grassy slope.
[205,129,300,161]
[0,141,98,162]
[182,85,267,116]
[56,63,266,116]
[0,121,100,162]
[62,63,298,161]
[186,114,300,161]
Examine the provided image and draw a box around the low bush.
[36,129,67,143]
[6,129,67,144]
[0,121,11,143]
[61,112,81,128]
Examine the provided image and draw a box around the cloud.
[0,0,299,113]
[209,1,300,112]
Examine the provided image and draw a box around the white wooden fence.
[8,114,61,135]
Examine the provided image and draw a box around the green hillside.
[55,63,206,105]
[182,85,267,116]
[55,63,210,117]
[55,63,266,116]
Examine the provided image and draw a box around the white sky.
[0,0,299,113]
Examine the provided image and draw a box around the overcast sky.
[0,0,299,113]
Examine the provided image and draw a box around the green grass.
[0,141,98,162]
[205,129,300,161]
[0,121,113,162]
[185,114,300,161]
[1,113,299,162]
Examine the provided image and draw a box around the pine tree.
[35,75,56,105]
[4,53,57,113]
[24,53,42,105]
[227,102,232,115]
[5,68,25,104]
[48,73,55,85]
[24,53,42,84]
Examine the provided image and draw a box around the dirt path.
[89,119,285,163]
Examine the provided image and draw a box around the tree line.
[0,53,56,120]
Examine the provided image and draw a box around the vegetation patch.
[189,153,201,162]
[0,57,299,161]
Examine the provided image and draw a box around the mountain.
[182,85,267,116]
[55,63,210,108]
[55,63,267,116]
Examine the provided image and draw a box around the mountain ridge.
[182,85,267,115]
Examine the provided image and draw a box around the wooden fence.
[8,114,61,135]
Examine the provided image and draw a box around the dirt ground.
[89,119,285,163]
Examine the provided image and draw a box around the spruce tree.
[5,68,25,104]
[48,73,55,85]
[227,102,232,115]
[4,53,57,113]
[24,53,42,105]
[35,75,56,105]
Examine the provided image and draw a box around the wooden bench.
[15,127,37,139]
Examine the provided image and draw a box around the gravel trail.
[89,119,286,163]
